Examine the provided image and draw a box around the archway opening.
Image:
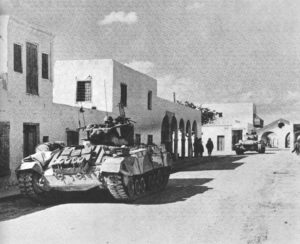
[178,119,185,158]
[171,116,178,159]
[161,115,171,152]
[192,121,198,157]
[285,132,290,148]
[261,131,278,148]
[186,120,192,157]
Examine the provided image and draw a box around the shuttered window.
[120,83,127,107]
[26,42,38,95]
[14,44,22,73]
[76,81,91,102]
[42,53,49,79]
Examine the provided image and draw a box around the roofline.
[5,15,54,38]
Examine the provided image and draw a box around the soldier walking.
[206,138,214,156]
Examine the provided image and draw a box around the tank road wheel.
[156,170,164,190]
[18,172,52,204]
[147,175,153,191]
[134,178,141,195]
[161,168,171,189]
[124,176,135,201]
[139,177,146,195]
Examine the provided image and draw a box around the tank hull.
[16,144,172,203]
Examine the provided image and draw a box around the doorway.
[23,123,40,157]
[217,135,225,151]
[0,122,10,176]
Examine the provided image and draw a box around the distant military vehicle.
[16,108,172,203]
[233,132,265,155]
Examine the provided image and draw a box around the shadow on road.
[0,178,212,221]
[135,178,213,205]
[179,155,245,172]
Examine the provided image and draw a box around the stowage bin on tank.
[16,113,172,203]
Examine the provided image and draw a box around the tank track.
[18,172,53,204]
[104,167,171,202]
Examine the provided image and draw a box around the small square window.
[14,44,22,73]
[76,81,91,102]
[42,136,49,143]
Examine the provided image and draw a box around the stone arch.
[161,115,171,152]
[186,120,192,157]
[171,116,178,159]
[192,121,198,157]
[261,131,278,148]
[178,119,185,158]
[285,132,290,148]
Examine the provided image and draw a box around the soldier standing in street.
[193,137,199,157]
[206,138,214,156]
[292,138,300,155]
[198,138,204,157]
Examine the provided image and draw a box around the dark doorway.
[26,42,38,95]
[23,123,40,157]
[232,130,243,149]
[66,130,79,146]
[0,122,10,176]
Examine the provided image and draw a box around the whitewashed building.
[257,119,291,149]
[201,103,263,155]
[0,16,201,186]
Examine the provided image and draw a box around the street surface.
[0,150,300,244]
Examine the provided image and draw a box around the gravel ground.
[0,150,299,244]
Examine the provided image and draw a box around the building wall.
[203,103,255,125]
[53,59,114,112]
[0,16,107,185]
[54,59,202,146]
[201,125,232,155]
[257,120,292,149]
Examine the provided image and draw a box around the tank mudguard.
[16,161,43,175]
[101,157,124,173]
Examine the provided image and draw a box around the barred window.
[42,53,49,79]
[14,44,22,73]
[76,81,91,102]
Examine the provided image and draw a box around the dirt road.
[0,150,299,244]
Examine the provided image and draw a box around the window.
[135,134,141,145]
[217,136,225,151]
[147,135,153,145]
[76,81,92,102]
[42,136,49,143]
[148,90,152,110]
[26,42,38,95]
[120,83,127,107]
[42,53,49,79]
[14,44,22,73]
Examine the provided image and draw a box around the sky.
[1,0,300,124]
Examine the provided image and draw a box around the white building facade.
[201,103,263,155]
[0,16,201,187]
